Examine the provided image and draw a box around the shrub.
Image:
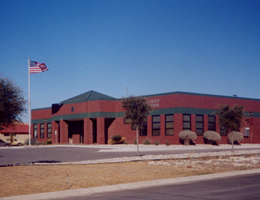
[165,141,170,146]
[155,141,159,145]
[228,131,243,144]
[24,138,37,145]
[203,131,221,145]
[108,135,125,144]
[45,139,52,145]
[143,138,151,145]
[178,130,197,145]
[111,135,122,142]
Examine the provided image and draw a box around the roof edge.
[117,91,260,102]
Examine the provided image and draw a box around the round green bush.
[111,135,122,142]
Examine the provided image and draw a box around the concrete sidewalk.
[6,143,260,152]
[2,169,260,200]
[96,144,260,152]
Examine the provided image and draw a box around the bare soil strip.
[1,154,260,198]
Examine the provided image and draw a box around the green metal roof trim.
[32,118,53,124]
[150,107,217,115]
[60,90,116,104]
[32,112,122,123]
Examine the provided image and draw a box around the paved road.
[57,173,260,200]
[0,145,259,166]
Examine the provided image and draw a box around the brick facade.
[31,91,260,145]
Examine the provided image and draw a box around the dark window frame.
[140,120,147,136]
[124,118,132,124]
[47,123,52,138]
[131,119,147,136]
[183,114,191,130]
[208,115,216,131]
[165,114,174,136]
[152,115,160,136]
[196,114,204,135]
[220,126,227,136]
[40,123,44,138]
[33,124,38,139]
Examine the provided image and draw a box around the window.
[152,115,160,136]
[140,121,147,136]
[40,123,44,138]
[124,118,131,124]
[4,134,9,137]
[220,126,227,136]
[165,114,174,136]
[47,123,52,138]
[33,124,38,139]
[183,114,191,130]
[208,115,216,131]
[196,115,204,135]
[131,119,147,136]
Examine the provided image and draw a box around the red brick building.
[31,91,260,145]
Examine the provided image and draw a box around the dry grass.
[1,154,260,198]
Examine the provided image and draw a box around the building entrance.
[68,120,84,144]
[92,119,97,144]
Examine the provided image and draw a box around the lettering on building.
[148,99,160,107]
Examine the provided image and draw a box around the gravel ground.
[32,149,260,166]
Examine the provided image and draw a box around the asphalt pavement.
[65,172,260,200]
[1,144,260,166]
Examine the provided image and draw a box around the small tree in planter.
[203,131,221,145]
[228,131,243,144]
[216,104,244,152]
[121,96,152,156]
[179,130,197,145]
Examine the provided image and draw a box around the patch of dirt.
[0,154,260,198]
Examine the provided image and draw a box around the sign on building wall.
[245,127,250,137]
[148,99,160,108]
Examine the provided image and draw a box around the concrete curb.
[2,169,260,200]
[6,144,260,151]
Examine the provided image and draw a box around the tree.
[216,104,244,151]
[10,133,14,145]
[0,75,27,128]
[121,96,152,156]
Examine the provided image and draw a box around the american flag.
[30,61,48,74]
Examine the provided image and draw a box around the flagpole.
[28,57,31,146]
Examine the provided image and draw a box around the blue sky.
[1,0,259,123]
